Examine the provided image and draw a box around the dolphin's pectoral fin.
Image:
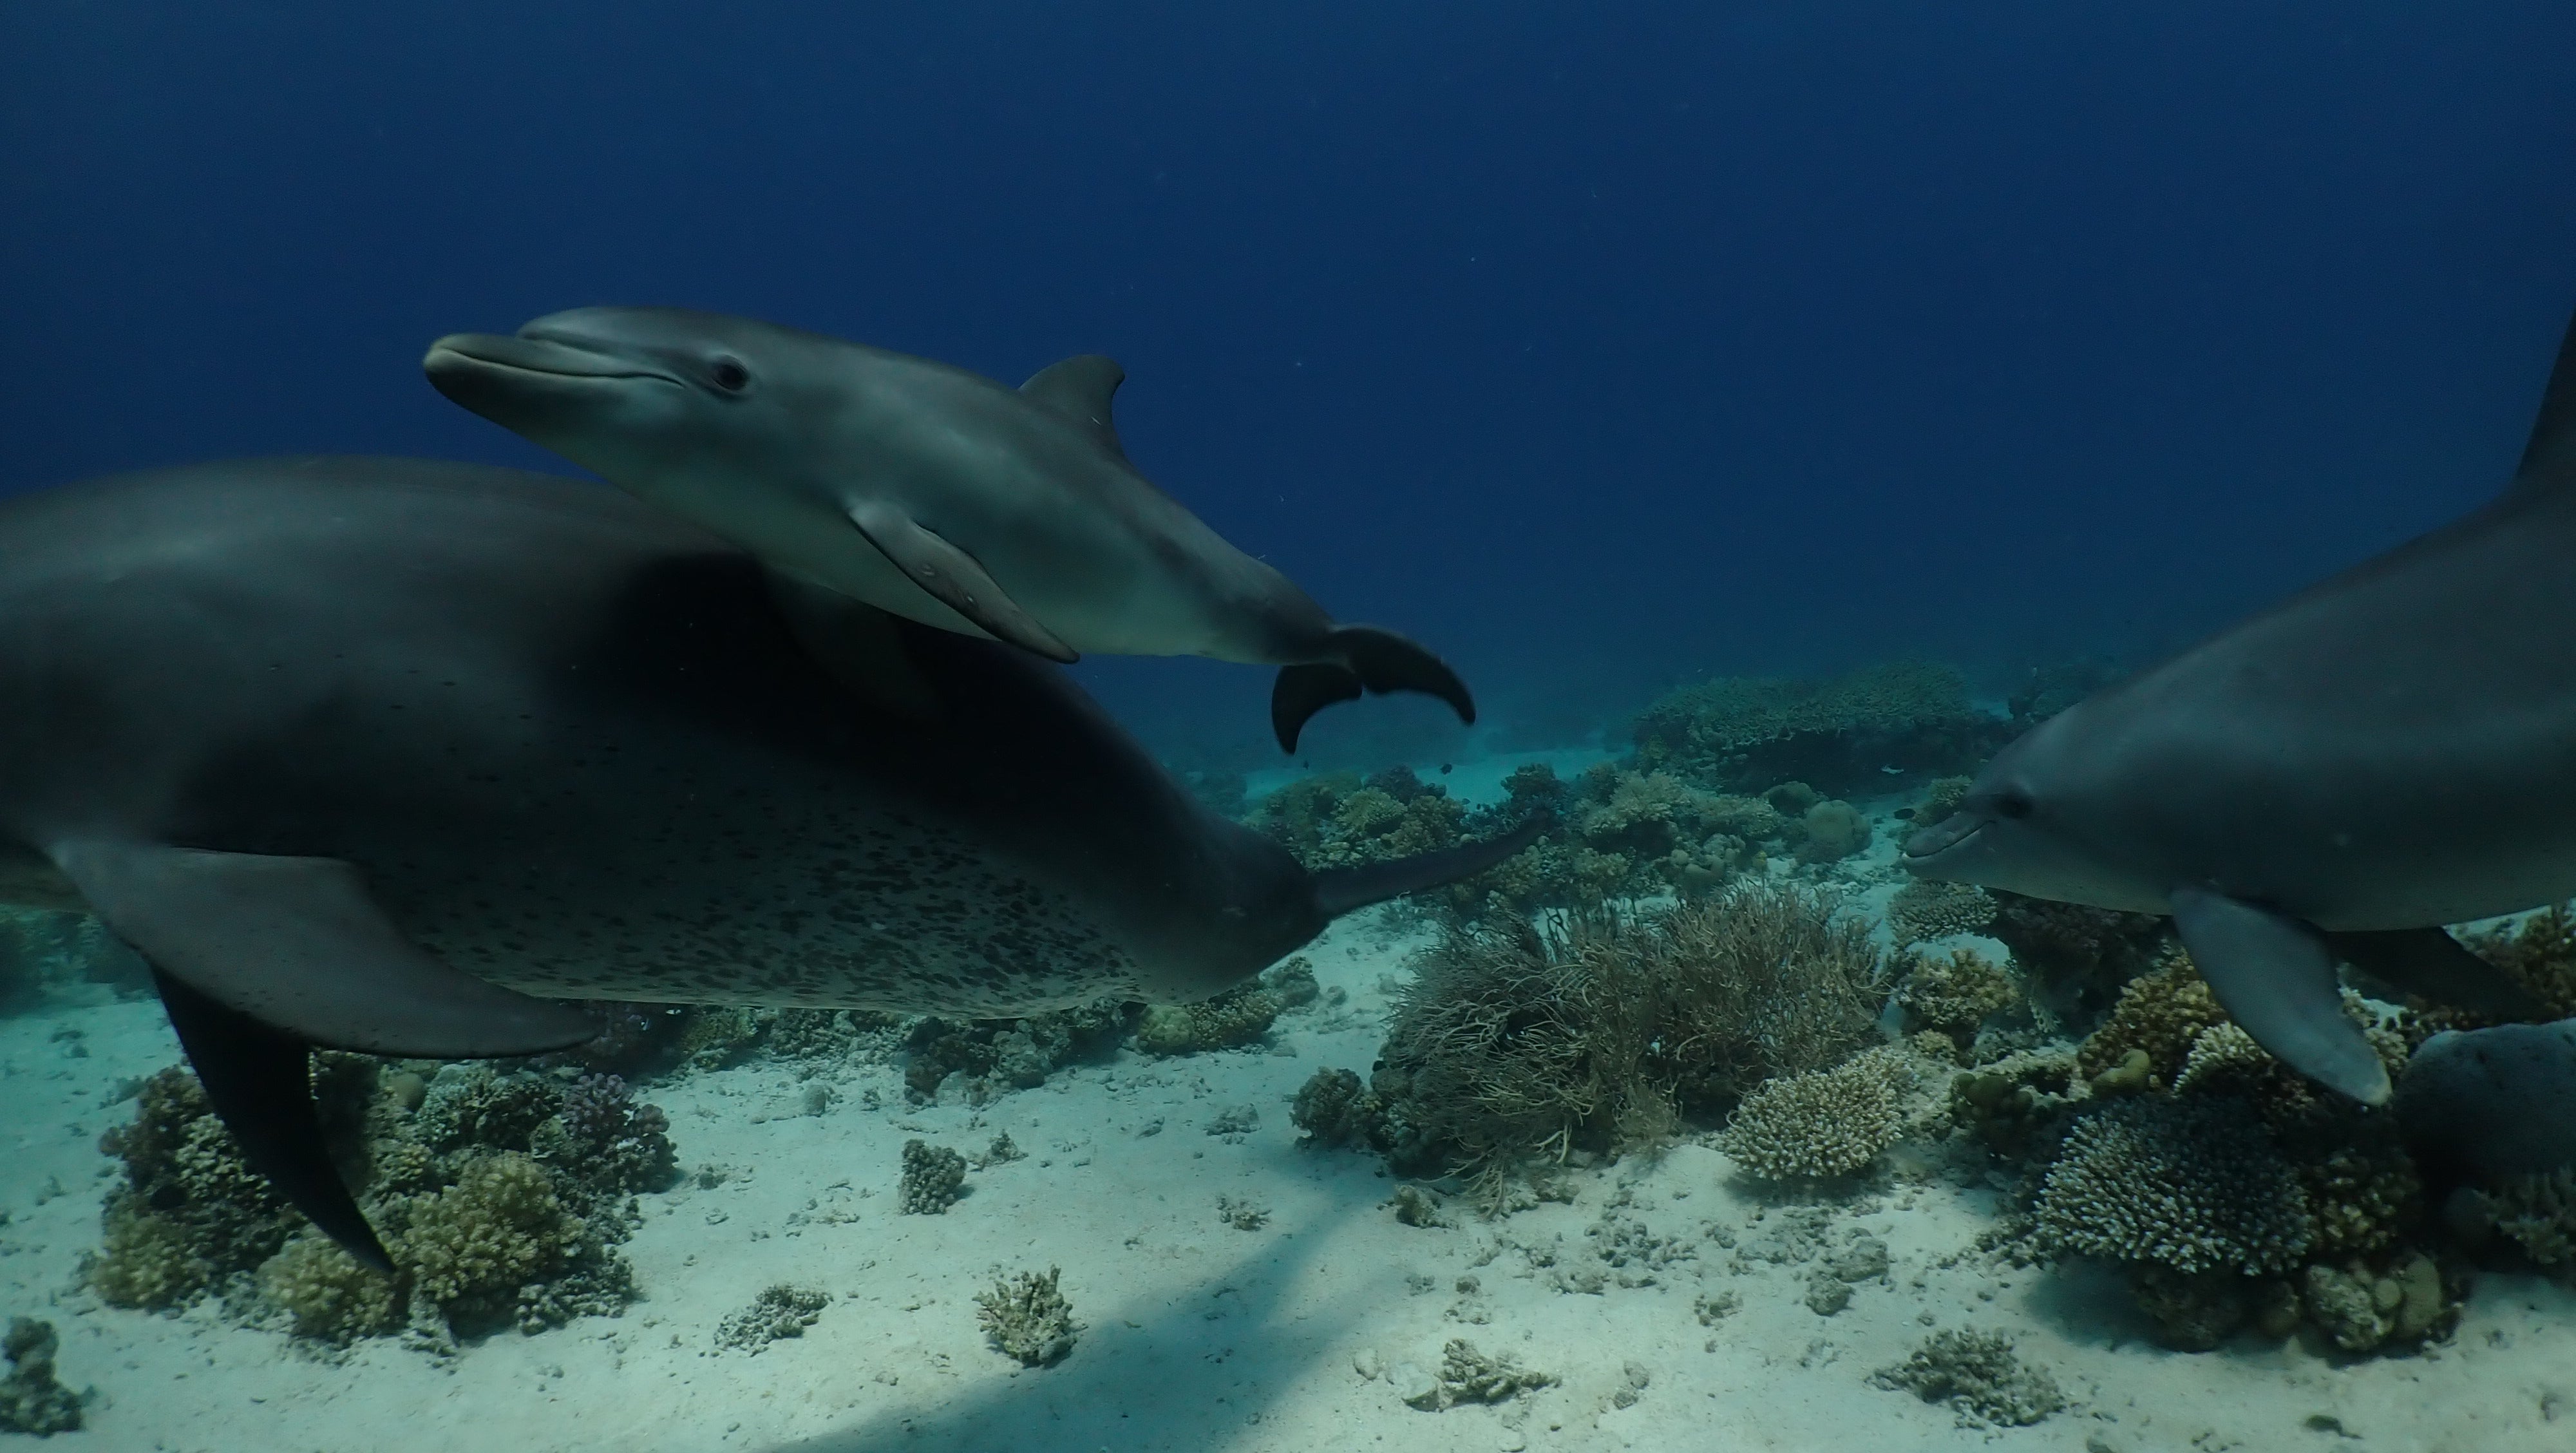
[1312,815,1551,918]
[151,967,395,1270]
[764,567,943,721]
[1019,354,1129,460]
[845,502,1080,663]
[2325,926,2548,1021]
[1269,626,1477,754]
[50,840,598,1058]
[2168,886,2391,1104]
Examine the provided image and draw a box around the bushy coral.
[1868,1329,2062,1429]
[1719,1047,1911,1181]
[1887,880,1996,946]
[398,1151,591,1331]
[1134,983,1282,1056]
[257,1236,402,1343]
[413,1065,563,1155]
[0,1318,81,1436]
[86,1067,298,1309]
[899,1140,967,1215]
[1631,660,1997,797]
[1789,800,1871,865]
[2034,1096,2311,1276]
[976,1266,1078,1366]
[2074,955,2230,1088]
[1372,882,1882,1197]
[532,1074,677,1210]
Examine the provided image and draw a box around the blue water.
[9,3,2573,763]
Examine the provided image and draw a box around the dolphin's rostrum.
[423,307,1473,752]
[1904,307,2576,1105]
[0,457,1539,1266]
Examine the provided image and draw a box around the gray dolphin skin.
[0,456,1539,1266]
[421,307,1473,752]
[1902,308,2576,1106]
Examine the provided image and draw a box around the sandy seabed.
[3,788,2573,1453]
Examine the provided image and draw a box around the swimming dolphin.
[1902,307,2576,1105]
[0,457,1539,1266]
[421,307,1473,752]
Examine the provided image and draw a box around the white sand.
[5,816,2575,1452]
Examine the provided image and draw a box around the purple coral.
[554,1074,677,1195]
[558,1074,638,1152]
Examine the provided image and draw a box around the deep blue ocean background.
[6,2,2574,772]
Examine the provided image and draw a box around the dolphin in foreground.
[1903,307,2576,1105]
[422,307,1474,752]
[0,457,1540,1267]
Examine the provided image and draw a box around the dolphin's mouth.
[1900,812,1984,865]
[422,333,681,387]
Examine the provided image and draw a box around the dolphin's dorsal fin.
[1021,355,1128,459]
[2514,306,2576,486]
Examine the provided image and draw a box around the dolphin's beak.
[424,333,685,429]
[1900,812,1985,873]
[424,333,676,386]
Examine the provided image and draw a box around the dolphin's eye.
[708,357,750,392]
[1993,792,2035,821]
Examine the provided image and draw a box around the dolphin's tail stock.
[1311,815,1549,918]
[1269,624,1475,753]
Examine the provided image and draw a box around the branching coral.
[0,1318,81,1436]
[715,1284,830,1353]
[2034,1096,2311,1276]
[1719,1047,1912,1181]
[898,1140,967,1215]
[1869,1329,2063,1429]
[86,1067,297,1309]
[1888,881,1996,946]
[397,1151,589,1331]
[976,1266,1078,1366]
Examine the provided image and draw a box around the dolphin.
[421,307,1473,752]
[1902,307,2576,1105]
[0,456,1539,1266]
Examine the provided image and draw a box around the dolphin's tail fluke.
[1269,625,1475,753]
[1312,815,1548,918]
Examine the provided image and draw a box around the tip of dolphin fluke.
[1269,625,1475,754]
[1311,813,1551,918]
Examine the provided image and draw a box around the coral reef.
[1788,799,1871,864]
[531,1074,677,1215]
[2034,1095,2313,1277]
[399,1151,598,1334]
[1947,1050,2078,1161]
[257,1237,402,1343]
[1886,880,1996,946]
[86,1067,299,1310]
[1630,660,1998,797]
[2073,955,2230,1088]
[1289,1068,1387,1150]
[1897,947,2018,1041]
[2296,1253,2454,1353]
[1984,893,2172,1023]
[1403,1339,1555,1410]
[1868,1329,2063,1429]
[2466,1166,2576,1264]
[1368,882,1882,1198]
[1719,1047,1912,1181]
[0,906,146,1011]
[976,1266,1078,1366]
[714,1284,831,1353]
[898,1140,967,1215]
[0,1319,81,1436]
[1134,983,1283,1056]
[902,998,1135,1098]
[2450,904,2576,1021]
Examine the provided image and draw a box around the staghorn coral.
[2034,1096,2311,1276]
[1868,1329,2062,1429]
[1719,1047,1912,1181]
[715,1284,830,1353]
[898,1140,967,1215]
[1887,880,1996,946]
[1898,947,2018,1040]
[1631,661,1996,797]
[976,1266,1078,1366]
[1134,983,1282,1056]
[0,1318,81,1436]
[258,1237,402,1343]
